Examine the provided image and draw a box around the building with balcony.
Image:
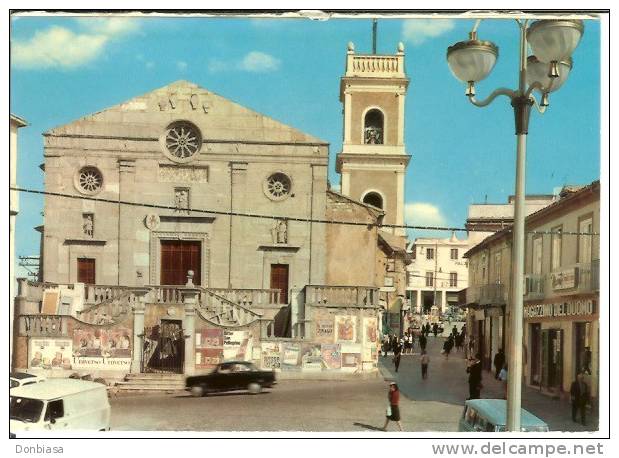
[464,181,600,401]
[406,233,469,316]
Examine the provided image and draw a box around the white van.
[10,379,110,433]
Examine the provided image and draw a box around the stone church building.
[13,42,411,382]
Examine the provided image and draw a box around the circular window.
[162,121,202,162]
[263,172,292,201]
[75,167,103,195]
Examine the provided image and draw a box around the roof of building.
[44,80,328,146]
[10,114,28,127]
[326,189,384,219]
[463,180,600,258]
[411,232,469,247]
[378,231,408,255]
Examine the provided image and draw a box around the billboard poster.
[335,315,357,343]
[301,343,323,371]
[72,356,131,371]
[362,317,378,344]
[29,338,72,370]
[223,330,252,361]
[73,328,131,358]
[321,344,342,370]
[195,328,224,368]
[340,343,362,371]
[281,343,302,371]
[103,328,131,358]
[261,342,281,370]
[315,319,334,342]
[73,329,104,357]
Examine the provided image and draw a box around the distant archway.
[363,191,384,209]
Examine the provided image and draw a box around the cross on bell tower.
[336,37,411,237]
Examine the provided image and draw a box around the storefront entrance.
[541,328,563,392]
[530,323,542,386]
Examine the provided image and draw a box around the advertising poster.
[301,343,323,371]
[104,328,131,358]
[223,330,252,361]
[73,329,105,357]
[29,338,72,370]
[363,317,378,344]
[340,343,362,371]
[335,315,357,343]
[314,319,334,342]
[195,328,224,369]
[321,344,342,370]
[281,343,302,371]
[261,342,281,370]
[73,328,132,358]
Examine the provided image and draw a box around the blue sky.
[10,14,601,265]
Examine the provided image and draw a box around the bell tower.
[336,40,410,236]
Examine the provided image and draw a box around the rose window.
[77,167,103,195]
[264,172,292,201]
[163,121,202,161]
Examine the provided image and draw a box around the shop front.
[524,296,598,399]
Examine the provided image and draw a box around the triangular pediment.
[45,80,327,145]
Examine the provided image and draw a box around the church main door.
[270,264,289,304]
[160,240,201,285]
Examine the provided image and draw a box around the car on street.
[10,379,111,433]
[10,372,45,389]
[186,361,277,397]
[459,399,549,432]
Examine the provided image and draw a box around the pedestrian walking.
[498,364,508,399]
[493,348,505,380]
[570,373,590,426]
[455,333,463,352]
[393,339,402,372]
[383,382,403,431]
[466,353,483,400]
[420,350,430,380]
[443,336,454,359]
[419,333,427,352]
[432,323,439,337]
[382,335,389,357]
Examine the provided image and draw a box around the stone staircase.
[114,373,186,392]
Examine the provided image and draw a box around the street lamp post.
[446,18,584,431]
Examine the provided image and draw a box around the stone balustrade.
[207,288,281,306]
[20,315,66,337]
[305,285,379,307]
[345,53,405,78]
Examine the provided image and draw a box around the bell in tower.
[336,39,411,237]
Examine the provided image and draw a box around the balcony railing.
[479,283,507,305]
[305,285,380,307]
[524,274,545,300]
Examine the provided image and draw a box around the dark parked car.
[186,361,276,397]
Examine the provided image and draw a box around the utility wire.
[10,186,600,236]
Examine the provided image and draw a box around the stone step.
[113,383,186,392]
[125,373,184,380]
[119,379,185,387]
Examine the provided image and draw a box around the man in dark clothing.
[570,373,590,425]
[432,323,438,337]
[393,340,402,372]
[493,349,505,380]
[466,353,483,400]
[419,333,427,351]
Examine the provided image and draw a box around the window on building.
[451,248,458,260]
[532,236,543,275]
[425,271,434,287]
[426,248,435,260]
[384,276,394,287]
[494,252,502,283]
[77,258,96,284]
[578,216,593,264]
[386,258,396,272]
[551,225,563,271]
[450,272,458,287]
[362,192,383,209]
[364,109,384,144]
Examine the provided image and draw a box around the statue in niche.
[174,188,189,214]
[83,214,94,237]
[271,219,288,244]
[364,126,382,144]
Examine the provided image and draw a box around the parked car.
[10,379,111,433]
[186,361,276,397]
[458,399,549,432]
[10,372,45,389]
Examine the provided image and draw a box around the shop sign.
[551,268,577,290]
[524,299,595,319]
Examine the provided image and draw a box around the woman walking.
[420,350,430,379]
[383,382,403,431]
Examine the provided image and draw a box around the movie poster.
[314,319,334,342]
[335,315,357,343]
[321,344,342,370]
[223,330,253,361]
[281,343,302,371]
[73,329,105,357]
[362,317,378,344]
[340,343,362,371]
[29,338,72,370]
[261,342,281,370]
[301,343,323,371]
[103,328,132,358]
[195,328,224,369]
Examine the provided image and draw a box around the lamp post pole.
[446,17,584,431]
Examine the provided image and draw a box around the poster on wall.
[195,328,224,368]
[340,343,362,371]
[103,328,132,358]
[335,316,357,343]
[29,338,73,370]
[321,344,342,370]
[223,330,253,361]
[73,328,131,358]
[362,317,378,344]
[315,319,334,342]
[281,343,302,371]
[261,342,281,370]
[301,343,323,371]
[73,329,105,357]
